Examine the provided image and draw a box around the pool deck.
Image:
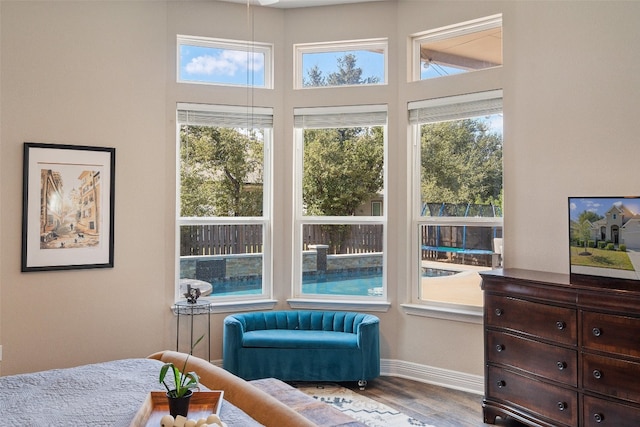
[421,261,492,307]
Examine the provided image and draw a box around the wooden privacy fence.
[180,223,383,256]
[180,224,264,256]
[302,224,383,254]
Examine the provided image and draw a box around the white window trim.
[294,38,388,89]
[410,14,502,82]
[410,91,503,312]
[292,105,388,303]
[177,35,274,89]
[175,104,273,305]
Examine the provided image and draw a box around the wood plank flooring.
[338,376,526,427]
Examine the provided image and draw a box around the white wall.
[1,0,639,383]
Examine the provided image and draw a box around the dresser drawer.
[583,353,640,403]
[582,311,640,358]
[583,395,640,427]
[487,330,577,386]
[487,366,578,426]
[485,295,577,345]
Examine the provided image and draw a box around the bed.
[0,350,362,427]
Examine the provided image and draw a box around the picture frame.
[569,196,640,286]
[22,142,115,272]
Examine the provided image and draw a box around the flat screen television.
[569,196,640,285]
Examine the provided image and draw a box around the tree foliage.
[180,125,263,217]
[420,118,503,207]
[303,53,380,87]
[577,210,603,225]
[303,126,384,216]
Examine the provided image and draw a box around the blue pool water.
[209,267,458,297]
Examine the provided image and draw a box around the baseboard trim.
[211,357,484,395]
[381,358,484,395]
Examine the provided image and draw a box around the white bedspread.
[0,358,262,427]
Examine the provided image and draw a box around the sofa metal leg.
[358,379,367,390]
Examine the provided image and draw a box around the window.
[410,91,503,309]
[292,105,387,302]
[294,39,387,89]
[371,201,382,216]
[178,35,273,88]
[177,103,272,303]
[411,14,502,81]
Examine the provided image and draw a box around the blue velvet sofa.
[223,311,380,386]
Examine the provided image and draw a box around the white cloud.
[184,50,264,76]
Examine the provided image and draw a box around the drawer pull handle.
[593,413,604,423]
[593,369,602,379]
[496,380,506,388]
[557,401,567,411]
[496,344,504,352]
[556,321,566,330]
[592,327,602,337]
[557,361,566,370]
[495,308,504,316]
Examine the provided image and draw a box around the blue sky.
[179,44,265,86]
[569,197,640,221]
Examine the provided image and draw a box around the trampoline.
[421,245,494,255]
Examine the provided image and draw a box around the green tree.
[420,118,502,207]
[578,210,603,225]
[573,218,593,255]
[304,53,380,87]
[303,126,383,216]
[303,64,326,87]
[180,125,263,217]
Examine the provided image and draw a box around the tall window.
[411,15,502,81]
[293,105,387,300]
[177,103,272,301]
[294,39,387,89]
[178,35,273,88]
[410,91,503,308]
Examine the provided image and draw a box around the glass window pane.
[419,224,501,306]
[301,224,383,297]
[413,15,502,81]
[420,115,502,210]
[302,49,385,87]
[178,39,269,87]
[180,125,264,218]
[302,127,384,216]
[179,224,263,298]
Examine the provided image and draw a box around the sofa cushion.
[242,329,358,349]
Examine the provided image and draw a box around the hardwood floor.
[337,376,526,427]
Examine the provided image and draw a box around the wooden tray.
[129,391,224,427]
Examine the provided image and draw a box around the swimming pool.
[205,266,459,298]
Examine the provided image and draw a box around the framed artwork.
[22,142,115,272]
[569,196,640,285]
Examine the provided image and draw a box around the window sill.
[287,298,391,312]
[401,302,482,324]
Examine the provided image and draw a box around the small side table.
[174,300,211,362]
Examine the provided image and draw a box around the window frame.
[175,103,275,311]
[407,90,503,322]
[177,35,274,89]
[410,14,502,82]
[289,105,390,312]
[293,38,388,90]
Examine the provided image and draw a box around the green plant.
[159,335,203,398]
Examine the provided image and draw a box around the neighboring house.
[588,204,640,249]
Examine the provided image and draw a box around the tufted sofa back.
[231,310,377,334]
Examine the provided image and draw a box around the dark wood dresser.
[480,268,640,427]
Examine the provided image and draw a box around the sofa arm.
[222,316,245,375]
[357,316,380,379]
[148,351,315,427]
